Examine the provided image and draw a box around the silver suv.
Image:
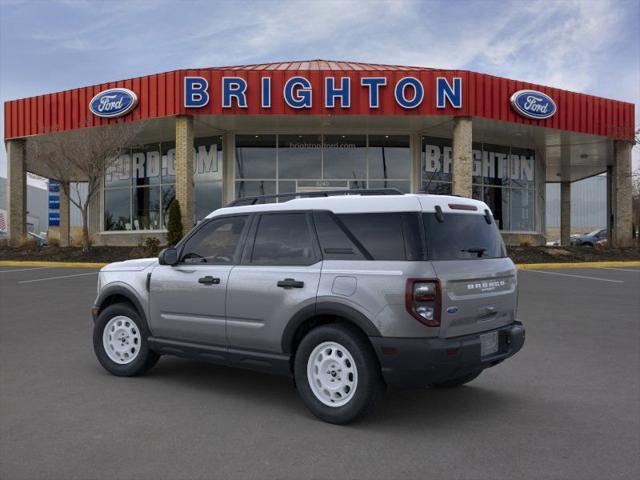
[92,191,525,424]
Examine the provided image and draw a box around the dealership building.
[3,60,636,246]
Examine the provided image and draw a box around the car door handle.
[198,276,220,285]
[277,278,304,289]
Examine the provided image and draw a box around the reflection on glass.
[235,135,276,179]
[235,180,277,202]
[323,135,366,180]
[133,187,160,230]
[161,141,176,183]
[105,152,131,188]
[132,144,162,187]
[104,188,131,231]
[509,147,535,189]
[423,181,452,195]
[509,189,535,231]
[162,185,176,227]
[368,180,411,193]
[278,135,322,179]
[422,137,453,183]
[194,137,222,183]
[195,181,222,221]
[368,135,410,179]
[484,187,508,230]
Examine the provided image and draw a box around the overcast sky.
[1,0,638,180]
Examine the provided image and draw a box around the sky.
[0,0,639,182]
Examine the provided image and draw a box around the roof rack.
[226,188,403,207]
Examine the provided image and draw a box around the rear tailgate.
[432,258,517,338]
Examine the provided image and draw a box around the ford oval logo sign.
[89,88,138,118]
[510,89,556,120]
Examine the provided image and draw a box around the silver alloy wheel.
[102,315,142,365]
[307,341,358,407]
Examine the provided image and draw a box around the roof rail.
[225,188,403,207]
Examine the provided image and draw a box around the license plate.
[480,331,499,357]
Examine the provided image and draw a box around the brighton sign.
[183,76,464,110]
[510,89,557,120]
[89,88,138,118]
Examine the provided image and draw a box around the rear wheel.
[294,324,384,424]
[431,370,482,388]
[93,303,159,377]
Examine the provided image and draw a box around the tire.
[430,370,482,388]
[294,323,385,424]
[93,303,160,377]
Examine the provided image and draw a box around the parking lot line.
[524,269,624,283]
[598,267,640,273]
[17,271,98,284]
[0,266,53,273]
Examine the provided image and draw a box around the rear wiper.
[461,247,487,257]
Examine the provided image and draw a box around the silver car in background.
[92,190,525,424]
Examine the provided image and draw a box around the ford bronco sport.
[92,190,525,424]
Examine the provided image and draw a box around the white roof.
[207,194,491,218]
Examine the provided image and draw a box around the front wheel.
[294,324,385,424]
[93,303,159,377]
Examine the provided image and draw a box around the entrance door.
[148,214,249,346]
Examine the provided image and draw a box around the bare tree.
[27,122,143,251]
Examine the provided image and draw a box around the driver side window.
[180,216,248,264]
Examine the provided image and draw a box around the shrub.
[166,200,183,246]
[144,236,161,257]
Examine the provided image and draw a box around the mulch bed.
[1,244,639,264]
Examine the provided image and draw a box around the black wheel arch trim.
[94,284,146,324]
[281,301,381,353]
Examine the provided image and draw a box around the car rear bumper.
[370,321,525,389]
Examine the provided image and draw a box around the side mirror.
[158,247,178,266]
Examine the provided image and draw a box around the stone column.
[222,133,235,205]
[611,141,633,247]
[410,133,422,192]
[6,139,27,245]
[452,117,473,197]
[175,115,194,233]
[560,181,571,246]
[59,181,70,247]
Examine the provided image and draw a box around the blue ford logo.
[510,89,556,120]
[89,88,138,118]
[446,306,459,314]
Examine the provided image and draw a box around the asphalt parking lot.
[1,265,639,480]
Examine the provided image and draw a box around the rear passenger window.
[313,211,366,260]
[251,213,318,266]
[336,213,418,261]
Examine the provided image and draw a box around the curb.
[1,260,639,270]
[0,260,108,268]
[516,261,640,270]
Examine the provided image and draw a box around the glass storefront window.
[133,186,161,230]
[278,134,322,179]
[104,188,131,231]
[422,136,537,232]
[104,136,223,231]
[235,135,277,179]
[368,135,410,180]
[235,180,277,201]
[322,135,366,180]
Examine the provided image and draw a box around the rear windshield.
[423,213,505,260]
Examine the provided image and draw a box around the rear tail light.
[405,279,441,327]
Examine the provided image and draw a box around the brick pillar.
[222,133,235,205]
[452,117,472,197]
[59,181,70,247]
[6,139,27,245]
[175,115,194,233]
[560,181,571,246]
[611,141,633,247]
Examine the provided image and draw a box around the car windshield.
[587,229,603,237]
[423,212,505,260]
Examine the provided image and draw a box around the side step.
[148,337,291,376]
